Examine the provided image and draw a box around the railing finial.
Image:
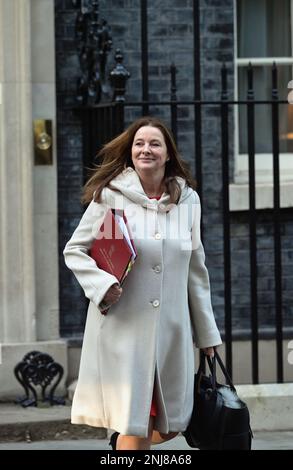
[109,49,131,102]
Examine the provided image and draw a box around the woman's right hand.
[102,283,123,307]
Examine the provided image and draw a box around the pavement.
[0,403,292,451]
[1,433,293,450]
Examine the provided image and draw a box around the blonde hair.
[82,116,196,205]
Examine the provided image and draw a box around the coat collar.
[103,167,192,212]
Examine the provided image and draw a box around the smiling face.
[131,126,169,176]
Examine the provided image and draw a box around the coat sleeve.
[187,192,222,349]
[63,199,119,310]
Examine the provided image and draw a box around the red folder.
[90,209,137,312]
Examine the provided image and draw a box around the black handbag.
[183,350,253,450]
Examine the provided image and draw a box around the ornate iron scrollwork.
[73,0,130,104]
[14,351,65,407]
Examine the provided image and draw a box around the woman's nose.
[142,143,151,153]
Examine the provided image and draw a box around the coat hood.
[103,167,193,212]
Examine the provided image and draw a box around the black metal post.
[82,108,91,184]
[141,0,149,115]
[193,0,202,202]
[220,64,232,378]
[271,63,283,383]
[170,64,178,144]
[247,63,259,384]
[116,102,125,134]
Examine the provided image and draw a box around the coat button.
[154,233,161,240]
[153,265,161,273]
[152,300,160,308]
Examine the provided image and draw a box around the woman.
[63,116,222,450]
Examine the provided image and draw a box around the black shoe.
[109,431,119,450]
[182,430,196,448]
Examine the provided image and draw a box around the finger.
[203,347,214,357]
[113,293,122,302]
[110,288,121,296]
[208,348,214,357]
[112,289,122,297]
[108,295,119,302]
[111,296,121,302]
[107,292,122,302]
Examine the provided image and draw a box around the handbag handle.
[199,350,236,392]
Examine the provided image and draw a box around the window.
[234,0,293,186]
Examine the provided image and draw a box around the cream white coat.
[63,167,222,437]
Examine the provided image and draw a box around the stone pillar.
[0,0,36,344]
[31,0,60,341]
[0,0,67,400]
